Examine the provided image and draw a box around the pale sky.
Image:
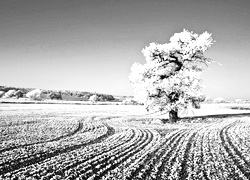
[1,0,250,99]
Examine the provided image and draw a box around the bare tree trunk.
[169,110,178,123]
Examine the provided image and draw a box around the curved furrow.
[198,128,211,180]
[0,123,114,175]
[0,120,96,163]
[178,133,197,179]
[47,128,146,180]
[182,127,209,180]
[223,123,250,168]
[95,130,154,179]
[155,130,190,180]
[149,130,188,180]
[101,129,161,180]
[75,129,154,180]
[237,123,250,145]
[228,123,250,160]
[0,121,83,154]
[202,129,223,179]
[183,130,199,180]
[30,128,143,180]
[43,128,137,178]
[219,122,250,178]
[0,117,82,153]
[208,127,245,179]
[168,130,197,180]
[129,129,188,180]
[207,129,227,180]
[123,129,185,180]
[217,135,245,179]
[5,128,134,180]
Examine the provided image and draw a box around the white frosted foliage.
[89,95,98,103]
[4,90,16,98]
[129,29,214,114]
[26,89,42,100]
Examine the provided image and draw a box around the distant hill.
[0,85,120,102]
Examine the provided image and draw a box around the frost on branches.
[129,29,214,122]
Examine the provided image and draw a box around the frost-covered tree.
[4,90,16,98]
[89,95,98,103]
[130,29,214,122]
[26,89,42,100]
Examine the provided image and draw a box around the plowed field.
[1,104,250,180]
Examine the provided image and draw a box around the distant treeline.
[0,86,116,101]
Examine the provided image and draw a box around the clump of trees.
[98,94,115,101]
[0,86,116,102]
[3,90,16,98]
[130,29,214,122]
[26,89,43,100]
[2,90,23,98]
[88,94,116,103]
[48,92,62,100]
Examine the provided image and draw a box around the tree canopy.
[129,29,214,122]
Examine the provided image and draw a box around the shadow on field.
[161,112,250,123]
[183,112,250,120]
